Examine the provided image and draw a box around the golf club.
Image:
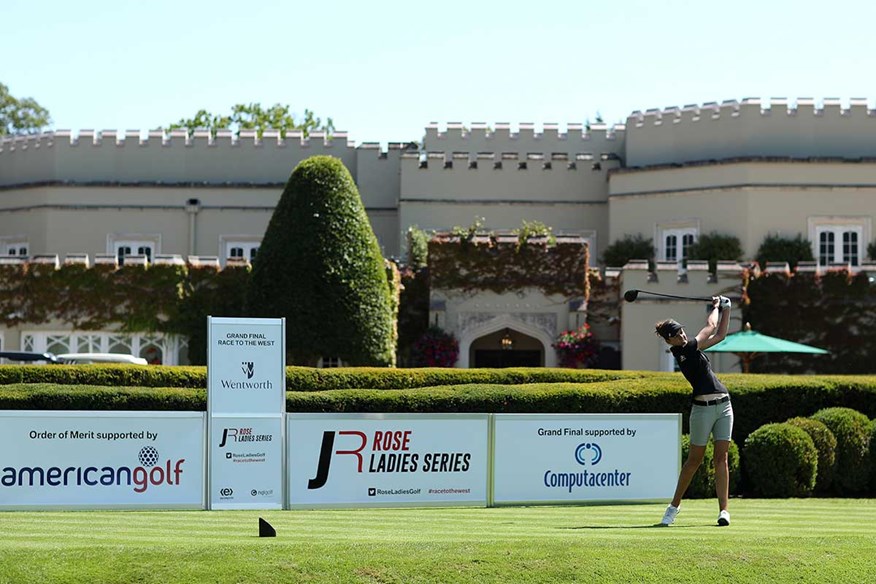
[623,289,714,303]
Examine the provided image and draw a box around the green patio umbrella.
[704,323,829,373]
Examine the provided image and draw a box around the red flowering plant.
[552,323,600,368]
[412,326,460,367]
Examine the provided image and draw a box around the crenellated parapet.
[8,100,876,193]
[423,122,626,161]
[0,128,353,150]
[404,150,621,169]
[399,149,620,202]
[625,97,876,167]
[355,142,416,209]
[0,129,365,187]
[618,259,746,299]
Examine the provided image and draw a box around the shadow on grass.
[561,524,707,529]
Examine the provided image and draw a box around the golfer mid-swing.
[656,295,732,527]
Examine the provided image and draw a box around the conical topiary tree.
[245,155,394,366]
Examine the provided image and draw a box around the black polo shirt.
[669,338,729,398]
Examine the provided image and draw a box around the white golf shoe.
[660,504,679,526]
[717,510,730,526]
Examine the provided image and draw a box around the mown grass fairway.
[1,499,874,583]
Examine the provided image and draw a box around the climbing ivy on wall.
[0,262,188,331]
[0,258,402,366]
[168,263,252,364]
[0,261,250,364]
[744,269,876,374]
[428,232,590,298]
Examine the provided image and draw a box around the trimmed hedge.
[0,365,647,390]
[0,384,204,411]
[811,407,872,495]
[743,423,817,498]
[282,367,649,391]
[2,376,873,499]
[723,375,876,443]
[680,435,740,498]
[0,379,680,413]
[0,364,207,388]
[1,371,875,451]
[786,417,837,494]
[871,420,876,492]
[246,156,395,366]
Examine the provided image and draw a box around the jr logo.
[219,428,236,448]
[241,362,254,379]
[307,430,368,490]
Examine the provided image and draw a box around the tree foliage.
[396,262,430,367]
[755,233,814,271]
[0,82,51,136]
[244,156,394,366]
[168,103,334,138]
[688,232,743,273]
[601,234,654,268]
[406,226,429,270]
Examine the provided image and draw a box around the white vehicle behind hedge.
[0,351,148,365]
[56,353,148,365]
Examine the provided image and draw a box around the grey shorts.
[689,399,734,446]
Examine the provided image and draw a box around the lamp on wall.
[501,328,514,351]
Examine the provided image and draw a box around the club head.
[623,289,639,303]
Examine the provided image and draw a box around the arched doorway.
[456,314,557,369]
[470,328,544,368]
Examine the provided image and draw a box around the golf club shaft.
[633,289,714,302]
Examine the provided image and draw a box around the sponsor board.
[287,414,489,507]
[207,317,285,510]
[207,317,285,416]
[492,414,681,504]
[0,411,205,509]
[210,416,284,509]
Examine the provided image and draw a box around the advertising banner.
[287,414,489,508]
[492,413,681,505]
[207,317,286,510]
[209,416,284,509]
[207,317,286,416]
[0,411,205,509]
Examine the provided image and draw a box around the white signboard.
[0,411,205,509]
[209,416,284,509]
[207,317,286,416]
[287,414,489,508]
[492,414,681,505]
[208,317,285,510]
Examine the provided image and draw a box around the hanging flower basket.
[412,326,460,367]
[552,323,599,368]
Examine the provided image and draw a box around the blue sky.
[4,0,876,145]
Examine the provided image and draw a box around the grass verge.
[1,499,875,583]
